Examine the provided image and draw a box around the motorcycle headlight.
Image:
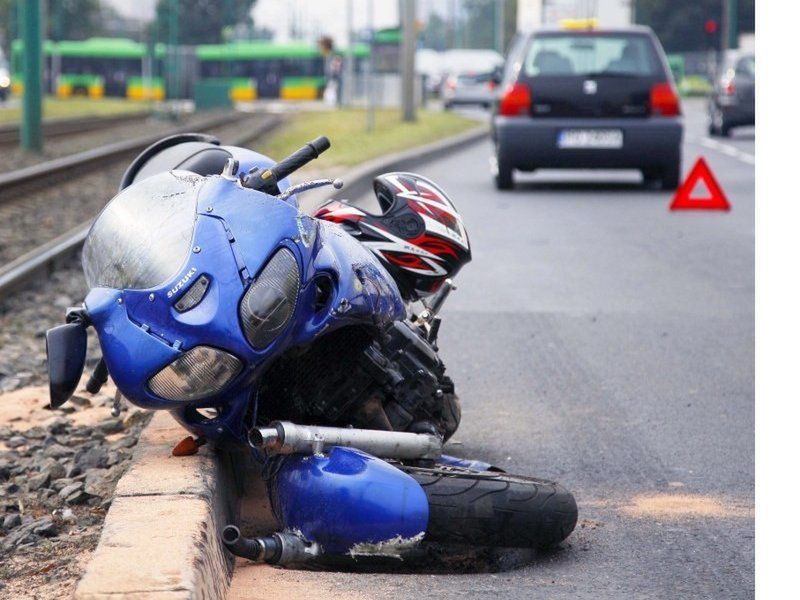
[148,346,241,402]
[239,247,299,349]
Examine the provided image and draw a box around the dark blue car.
[491,25,683,190]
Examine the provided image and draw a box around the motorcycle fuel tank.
[268,447,429,554]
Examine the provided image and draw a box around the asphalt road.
[230,99,754,599]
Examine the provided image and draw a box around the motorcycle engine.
[255,321,460,440]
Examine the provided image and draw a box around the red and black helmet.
[314,172,471,300]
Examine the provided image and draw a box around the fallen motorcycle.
[45,132,577,565]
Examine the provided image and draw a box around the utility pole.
[19,0,42,152]
[167,0,179,99]
[724,0,739,50]
[366,0,375,131]
[344,0,354,106]
[400,0,416,122]
[495,0,505,53]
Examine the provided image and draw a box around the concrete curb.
[74,412,240,600]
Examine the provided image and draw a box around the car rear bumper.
[493,116,683,170]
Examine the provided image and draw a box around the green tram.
[11,37,165,100]
[10,37,373,102]
[195,41,370,101]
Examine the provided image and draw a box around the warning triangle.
[669,157,730,211]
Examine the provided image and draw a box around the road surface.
[229,99,754,599]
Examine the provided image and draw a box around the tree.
[635,0,755,53]
[421,11,447,50]
[154,0,257,45]
[1,0,113,55]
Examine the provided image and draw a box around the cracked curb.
[74,412,241,600]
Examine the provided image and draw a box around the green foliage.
[421,12,448,51]
[154,0,257,45]
[635,0,755,53]
[0,0,114,56]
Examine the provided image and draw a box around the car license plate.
[558,129,623,149]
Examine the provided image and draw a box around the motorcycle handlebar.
[244,136,330,196]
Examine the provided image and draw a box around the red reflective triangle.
[669,157,730,211]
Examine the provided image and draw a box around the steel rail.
[0,111,152,147]
[0,111,246,202]
[0,115,282,299]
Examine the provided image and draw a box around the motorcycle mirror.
[46,323,88,409]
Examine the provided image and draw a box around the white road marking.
[693,136,755,165]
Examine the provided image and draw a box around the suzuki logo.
[583,80,598,95]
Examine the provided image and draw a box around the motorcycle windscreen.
[83,170,203,290]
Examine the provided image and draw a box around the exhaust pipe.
[248,421,442,460]
[222,525,319,565]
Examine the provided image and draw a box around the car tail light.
[650,82,680,116]
[499,82,531,116]
[722,79,736,95]
[446,77,457,91]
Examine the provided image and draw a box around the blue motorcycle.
[46,133,577,565]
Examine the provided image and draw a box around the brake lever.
[276,178,343,202]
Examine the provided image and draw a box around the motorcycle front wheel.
[402,465,578,549]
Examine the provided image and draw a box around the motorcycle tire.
[403,465,578,549]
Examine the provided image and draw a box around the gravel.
[0,112,214,175]
[0,391,151,596]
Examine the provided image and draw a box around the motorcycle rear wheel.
[403,465,578,549]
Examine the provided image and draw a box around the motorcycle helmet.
[314,172,471,300]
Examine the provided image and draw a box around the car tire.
[660,162,681,191]
[709,106,732,137]
[494,160,513,190]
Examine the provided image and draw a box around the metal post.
[19,0,42,153]
[400,0,416,122]
[366,0,375,131]
[344,0,354,106]
[727,0,739,50]
[168,0,179,99]
[495,0,505,53]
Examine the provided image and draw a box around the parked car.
[490,25,683,190]
[0,57,11,102]
[443,71,497,109]
[708,52,755,137]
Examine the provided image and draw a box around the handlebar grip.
[270,136,330,182]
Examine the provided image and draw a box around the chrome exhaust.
[248,421,442,460]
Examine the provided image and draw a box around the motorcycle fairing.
[84,164,405,442]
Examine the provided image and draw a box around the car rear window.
[736,55,755,77]
[523,33,662,77]
[457,72,492,84]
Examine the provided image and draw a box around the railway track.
[0,111,151,147]
[0,112,282,299]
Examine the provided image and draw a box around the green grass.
[0,97,152,124]
[258,108,480,170]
